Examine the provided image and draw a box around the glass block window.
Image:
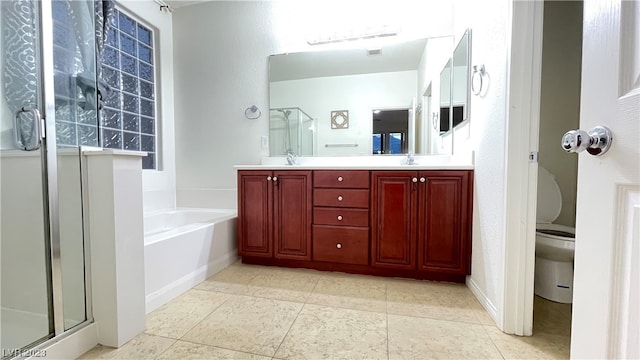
[100,8,157,169]
[52,0,100,148]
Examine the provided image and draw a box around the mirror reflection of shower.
[269,107,315,156]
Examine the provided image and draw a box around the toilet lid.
[537,166,562,224]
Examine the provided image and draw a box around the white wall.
[172,1,454,208]
[450,0,513,327]
[270,71,417,156]
[119,1,177,213]
[538,1,581,227]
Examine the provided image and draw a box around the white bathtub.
[144,208,238,313]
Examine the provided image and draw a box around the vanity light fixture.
[307,24,400,46]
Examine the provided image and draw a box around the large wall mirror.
[438,29,471,137]
[268,32,470,157]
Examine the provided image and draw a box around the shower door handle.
[14,107,43,151]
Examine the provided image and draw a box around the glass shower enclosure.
[269,107,315,156]
[0,0,106,354]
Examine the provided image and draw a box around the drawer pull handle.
[337,195,343,201]
[336,243,342,249]
[337,215,343,221]
[337,176,343,182]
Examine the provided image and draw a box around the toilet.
[534,166,576,303]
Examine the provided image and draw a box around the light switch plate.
[261,135,269,149]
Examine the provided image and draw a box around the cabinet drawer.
[314,189,369,208]
[314,171,369,189]
[313,208,369,226]
[312,225,369,265]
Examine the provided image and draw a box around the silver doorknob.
[420,177,426,182]
[336,243,342,249]
[337,215,343,221]
[337,176,343,182]
[337,195,343,201]
[561,126,612,156]
[412,177,418,183]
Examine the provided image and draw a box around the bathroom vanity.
[236,163,473,282]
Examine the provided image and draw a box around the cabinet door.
[273,170,312,260]
[238,171,273,257]
[371,171,417,269]
[417,171,471,274]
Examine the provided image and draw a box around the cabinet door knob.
[337,176,343,182]
[273,176,278,181]
[267,176,272,181]
[412,177,418,183]
[337,215,343,221]
[337,195,343,201]
[420,177,426,182]
[336,243,342,249]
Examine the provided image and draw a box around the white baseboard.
[145,251,239,313]
[466,276,499,327]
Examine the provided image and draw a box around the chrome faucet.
[404,152,415,165]
[286,150,298,165]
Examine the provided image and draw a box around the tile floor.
[78,261,571,359]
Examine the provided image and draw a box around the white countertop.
[234,155,474,171]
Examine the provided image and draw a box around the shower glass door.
[1,0,98,352]
[0,0,54,351]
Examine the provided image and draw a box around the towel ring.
[244,105,261,120]
[471,64,487,96]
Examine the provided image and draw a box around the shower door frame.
[40,0,95,338]
[39,0,64,337]
[33,0,94,348]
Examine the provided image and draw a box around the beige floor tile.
[474,307,499,327]
[243,268,320,302]
[181,294,303,357]
[77,333,175,359]
[485,325,570,359]
[145,289,232,339]
[306,274,387,313]
[274,304,387,360]
[386,279,482,323]
[388,314,502,360]
[195,262,267,294]
[156,340,270,360]
[532,296,572,336]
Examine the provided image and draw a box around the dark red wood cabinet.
[417,171,472,274]
[237,170,312,260]
[371,171,417,270]
[312,170,370,265]
[371,170,473,276]
[238,168,473,282]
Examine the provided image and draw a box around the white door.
[571,0,640,358]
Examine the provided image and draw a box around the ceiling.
[269,38,428,82]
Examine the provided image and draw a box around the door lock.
[561,126,612,156]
